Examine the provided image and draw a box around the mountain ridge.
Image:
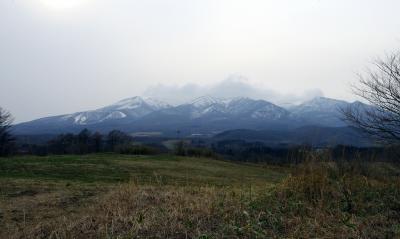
[13,96,368,136]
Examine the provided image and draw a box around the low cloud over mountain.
[143,75,324,107]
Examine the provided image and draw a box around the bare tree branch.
[342,52,400,144]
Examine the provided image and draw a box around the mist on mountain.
[143,75,324,106]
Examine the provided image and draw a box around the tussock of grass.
[262,159,400,238]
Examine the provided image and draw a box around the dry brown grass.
[0,154,286,238]
[10,185,256,238]
[1,154,400,238]
[269,158,400,238]
[8,162,400,239]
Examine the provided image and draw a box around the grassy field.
[0,154,399,238]
[0,154,287,238]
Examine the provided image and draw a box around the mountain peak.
[111,96,145,109]
[296,97,349,110]
[288,96,351,127]
[228,96,252,103]
[142,97,171,109]
[190,95,223,108]
[109,96,170,111]
[305,96,346,104]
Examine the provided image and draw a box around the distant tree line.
[19,129,161,156]
[11,127,400,164]
[211,140,400,164]
[8,128,400,163]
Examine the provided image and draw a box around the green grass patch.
[0,154,287,186]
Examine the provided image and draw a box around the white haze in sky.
[1,0,400,122]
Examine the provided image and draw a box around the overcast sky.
[1,0,400,122]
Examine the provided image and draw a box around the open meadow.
[0,154,399,238]
[0,154,287,238]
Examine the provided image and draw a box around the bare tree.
[342,52,400,144]
[0,107,15,156]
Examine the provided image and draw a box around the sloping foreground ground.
[0,154,399,238]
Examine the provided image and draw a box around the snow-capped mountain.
[227,97,288,120]
[190,95,224,109]
[61,96,171,125]
[13,95,369,135]
[103,97,170,112]
[290,97,349,115]
[166,96,288,120]
[288,97,351,127]
[13,97,172,134]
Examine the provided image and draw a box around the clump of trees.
[47,129,106,154]
[106,130,132,152]
[173,140,215,158]
[50,129,139,155]
[20,129,160,156]
[0,107,15,157]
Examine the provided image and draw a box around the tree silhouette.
[92,132,103,153]
[343,51,400,144]
[0,107,15,156]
